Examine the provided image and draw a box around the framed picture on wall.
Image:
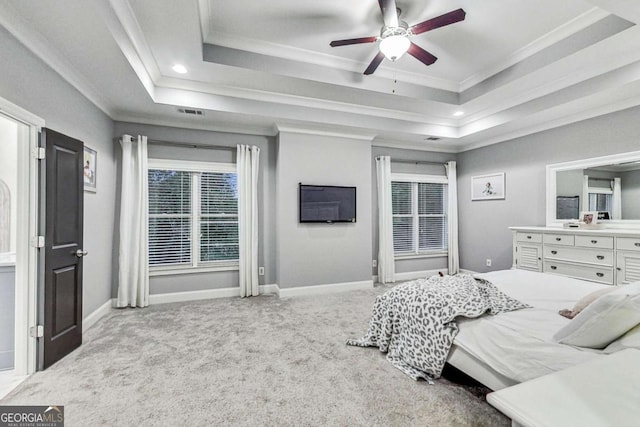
[83,146,97,193]
[471,172,505,200]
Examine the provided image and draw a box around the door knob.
[75,249,88,257]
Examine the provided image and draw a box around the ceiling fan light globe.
[379,35,410,61]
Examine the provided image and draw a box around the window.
[588,193,612,213]
[391,175,448,256]
[148,160,238,272]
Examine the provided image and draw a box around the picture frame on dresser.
[580,211,597,225]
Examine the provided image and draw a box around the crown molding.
[459,26,640,130]
[459,7,610,91]
[371,138,459,154]
[0,2,115,117]
[201,29,460,92]
[458,88,640,152]
[158,77,456,127]
[113,113,278,137]
[275,124,375,141]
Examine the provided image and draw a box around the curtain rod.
[383,158,447,166]
[147,138,235,151]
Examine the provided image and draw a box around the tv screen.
[299,184,356,223]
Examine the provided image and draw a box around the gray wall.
[0,26,116,317]
[371,147,456,277]
[457,105,640,273]
[276,131,372,288]
[113,122,277,294]
[621,169,640,219]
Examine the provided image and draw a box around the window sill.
[149,263,239,277]
[395,252,448,260]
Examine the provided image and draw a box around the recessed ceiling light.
[453,111,464,117]
[172,64,188,74]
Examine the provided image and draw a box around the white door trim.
[0,96,43,377]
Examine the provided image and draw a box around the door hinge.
[32,147,45,160]
[30,325,44,338]
[30,236,45,248]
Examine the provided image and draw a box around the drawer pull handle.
[527,235,532,239]
[556,237,562,241]
[591,240,597,244]
[597,255,604,260]
[635,243,640,247]
[617,267,622,271]
[550,266,557,270]
[596,272,604,277]
[551,250,558,255]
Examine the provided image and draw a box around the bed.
[349,267,640,390]
[449,269,613,390]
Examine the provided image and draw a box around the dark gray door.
[40,128,84,370]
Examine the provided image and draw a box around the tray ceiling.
[1,0,639,152]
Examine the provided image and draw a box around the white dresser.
[511,226,640,285]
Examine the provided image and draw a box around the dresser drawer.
[543,261,613,284]
[517,232,542,243]
[543,234,575,246]
[575,235,613,249]
[544,246,613,266]
[617,237,640,252]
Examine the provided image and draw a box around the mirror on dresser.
[546,151,640,227]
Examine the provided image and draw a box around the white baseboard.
[83,299,112,332]
[149,284,279,305]
[460,269,479,274]
[278,280,373,298]
[394,269,447,282]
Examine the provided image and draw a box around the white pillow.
[553,282,640,349]
[603,323,640,354]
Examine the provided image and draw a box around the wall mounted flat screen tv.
[299,184,356,223]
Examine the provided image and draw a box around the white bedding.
[453,269,608,383]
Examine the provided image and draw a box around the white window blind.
[200,172,239,262]
[148,170,192,266]
[392,179,448,255]
[148,165,238,270]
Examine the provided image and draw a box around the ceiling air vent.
[177,108,204,116]
[425,136,441,141]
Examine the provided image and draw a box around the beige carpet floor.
[1,285,508,426]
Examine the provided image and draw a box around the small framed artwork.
[580,211,597,225]
[471,172,505,201]
[83,146,97,193]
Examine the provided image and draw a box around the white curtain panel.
[376,156,395,284]
[612,177,622,220]
[582,175,589,212]
[445,161,460,275]
[117,135,149,308]
[237,144,260,297]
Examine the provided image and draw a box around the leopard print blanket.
[347,274,530,381]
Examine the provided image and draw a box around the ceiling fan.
[329,0,466,75]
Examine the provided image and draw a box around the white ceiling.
[1,0,639,152]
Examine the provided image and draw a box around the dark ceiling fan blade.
[407,43,438,66]
[364,51,385,75]
[378,0,399,28]
[410,8,466,35]
[330,36,378,47]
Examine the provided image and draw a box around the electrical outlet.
[486,259,492,267]
[372,260,377,268]
[258,266,265,276]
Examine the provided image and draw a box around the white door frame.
[0,97,43,376]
